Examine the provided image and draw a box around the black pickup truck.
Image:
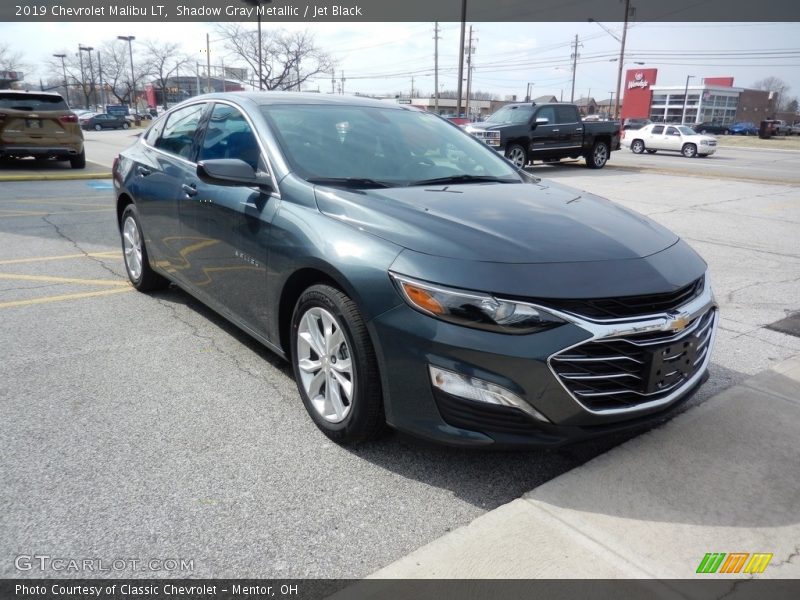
[465,103,620,169]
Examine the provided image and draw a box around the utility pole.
[570,34,582,103]
[456,0,467,117]
[331,70,335,94]
[53,54,68,103]
[97,51,105,112]
[433,22,440,113]
[196,62,201,96]
[77,47,87,108]
[410,75,414,99]
[340,70,345,94]
[221,58,226,92]
[614,0,632,120]
[465,26,476,120]
[609,90,615,116]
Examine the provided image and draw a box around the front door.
[184,102,277,336]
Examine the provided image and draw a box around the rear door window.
[651,125,665,135]
[154,103,207,161]
[555,106,578,124]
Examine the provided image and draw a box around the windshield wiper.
[307,177,392,189]
[408,174,519,187]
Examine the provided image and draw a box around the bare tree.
[144,41,191,109]
[751,76,792,111]
[0,42,28,89]
[215,24,333,91]
[46,51,92,107]
[100,40,151,106]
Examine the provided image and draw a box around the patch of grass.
[715,134,800,151]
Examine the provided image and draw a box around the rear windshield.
[0,93,69,111]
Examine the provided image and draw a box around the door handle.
[575,127,583,131]
[552,129,560,132]
[136,166,151,177]
[182,183,198,197]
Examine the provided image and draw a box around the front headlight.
[390,273,565,334]
[700,140,710,146]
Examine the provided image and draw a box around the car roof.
[190,91,409,110]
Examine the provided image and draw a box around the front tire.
[291,284,385,444]
[120,204,169,292]
[682,143,698,158]
[585,140,609,169]
[631,139,645,154]
[505,144,528,168]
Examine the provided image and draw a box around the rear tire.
[291,284,386,444]
[69,149,86,169]
[585,140,609,169]
[120,204,169,292]
[631,139,645,154]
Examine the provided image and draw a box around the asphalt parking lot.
[1,149,799,577]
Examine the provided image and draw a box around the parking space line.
[0,196,104,204]
[0,209,48,217]
[10,200,112,208]
[0,273,128,286]
[0,286,133,309]
[0,208,115,219]
[0,251,121,266]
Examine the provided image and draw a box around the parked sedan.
[114,93,717,448]
[623,124,717,157]
[81,113,130,131]
[727,122,759,135]
[693,122,729,135]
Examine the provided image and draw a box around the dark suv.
[0,91,85,168]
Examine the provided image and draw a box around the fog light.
[429,365,549,422]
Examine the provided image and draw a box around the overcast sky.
[2,21,798,102]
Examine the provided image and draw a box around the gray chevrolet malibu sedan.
[113,93,718,448]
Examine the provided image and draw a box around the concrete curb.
[367,354,800,580]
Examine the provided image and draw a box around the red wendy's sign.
[620,68,658,122]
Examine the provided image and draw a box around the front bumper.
[370,278,717,448]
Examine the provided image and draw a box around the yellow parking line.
[0,196,100,204]
[0,251,121,265]
[0,207,115,218]
[12,200,111,208]
[0,273,128,286]
[0,286,133,309]
[0,208,49,215]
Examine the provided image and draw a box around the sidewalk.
[368,355,800,580]
[0,159,110,181]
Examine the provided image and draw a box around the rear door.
[131,102,209,276]
[555,105,584,152]
[646,125,666,149]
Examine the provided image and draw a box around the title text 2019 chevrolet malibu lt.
[113,93,717,448]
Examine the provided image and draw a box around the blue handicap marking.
[87,180,114,190]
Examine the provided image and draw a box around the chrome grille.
[469,129,501,147]
[550,307,716,412]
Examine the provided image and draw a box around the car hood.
[685,133,717,142]
[314,179,679,264]
[464,122,507,132]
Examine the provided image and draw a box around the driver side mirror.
[197,159,272,190]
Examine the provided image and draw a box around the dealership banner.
[3,0,800,22]
[4,579,800,600]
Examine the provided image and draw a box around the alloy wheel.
[296,306,355,423]
[507,146,526,168]
[122,216,143,280]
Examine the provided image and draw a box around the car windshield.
[483,105,534,125]
[261,104,522,187]
[0,93,68,111]
[677,126,696,135]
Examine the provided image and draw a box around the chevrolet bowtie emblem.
[667,312,691,332]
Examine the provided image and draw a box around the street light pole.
[53,54,68,102]
[456,0,467,118]
[681,75,695,124]
[242,0,272,91]
[79,46,96,109]
[117,36,137,113]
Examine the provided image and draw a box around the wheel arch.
[116,193,134,230]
